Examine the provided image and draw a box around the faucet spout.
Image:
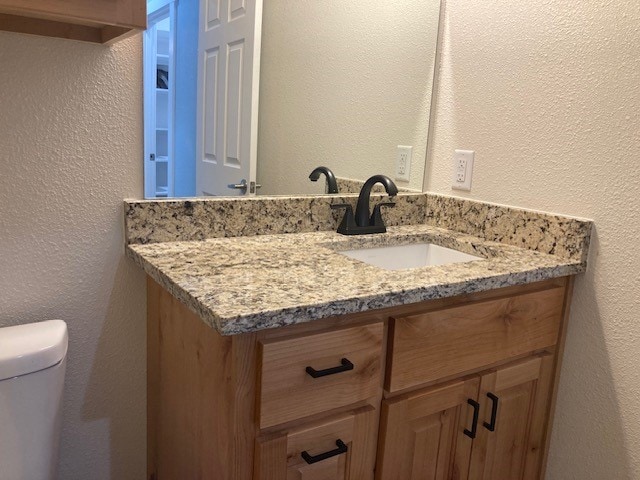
[309,166,339,194]
[355,175,399,227]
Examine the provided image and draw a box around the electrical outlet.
[395,145,412,182]
[452,150,474,191]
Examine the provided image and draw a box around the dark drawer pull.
[306,358,354,378]
[464,399,480,439]
[301,439,348,465]
[483,392,499,432]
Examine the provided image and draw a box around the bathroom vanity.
[126,193,592,480]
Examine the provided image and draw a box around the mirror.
[143,0,442,198]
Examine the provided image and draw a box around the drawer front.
[386,286,565,393]
[254,406,377,480]
[259,323,383,429]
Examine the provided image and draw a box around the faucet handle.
[370,201,396,228]
[330,203,354,218]
[330,203,359,235]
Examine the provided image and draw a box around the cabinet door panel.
[376,377,480,480]
[480,382,534,478]
[468,354,554,480]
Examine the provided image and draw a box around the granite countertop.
[127,224,586,335]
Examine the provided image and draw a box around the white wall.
[2,2,637,478]
[427,1,640,478]
[257,0,441,195]
[0,32,146,479]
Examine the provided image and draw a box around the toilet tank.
[0,320,68,480]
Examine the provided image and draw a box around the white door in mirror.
[452,149,475,191]
[196,0,264,196]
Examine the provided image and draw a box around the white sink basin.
[339,242,481,271]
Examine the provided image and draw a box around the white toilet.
[0,320,68,480]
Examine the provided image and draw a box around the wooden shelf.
[0,0,146,44]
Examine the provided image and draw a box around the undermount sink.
[339,242,482,271]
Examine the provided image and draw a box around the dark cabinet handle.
[306,358,354,378]
[464,399,480,439]
[483,392,499,432]
[301,439,348,465]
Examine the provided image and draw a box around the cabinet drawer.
[386,286,565,393]
[254,406,377,480]
[258,323,383,429]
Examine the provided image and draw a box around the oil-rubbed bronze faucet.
[331,175,398,235]
[309,166,339,194]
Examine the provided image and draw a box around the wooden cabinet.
[377,355,554,480]
[467,355,555,480]
[254,406,378,480]
[376,377,480,480]
[147,276,574,480]
[386,286,564,392]
[0,0,146,44]
[258,324,384,429]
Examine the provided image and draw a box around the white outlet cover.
[395,145,412,182]
[452,149,474,191]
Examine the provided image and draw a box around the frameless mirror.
[143,0,442,198]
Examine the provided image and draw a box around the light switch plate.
[452,149,474,191]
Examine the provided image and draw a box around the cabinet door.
[376,377,480,480]
[255,406,378,480]
[468,354,555,480]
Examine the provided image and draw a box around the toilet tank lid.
[0,320,68,381]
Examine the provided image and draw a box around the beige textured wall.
[0,32,146,479]
[427,1,640,478]
[257,0,441,195]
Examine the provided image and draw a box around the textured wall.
[0,32,146,479]
[257,0,441,195]
[427,1,640,478]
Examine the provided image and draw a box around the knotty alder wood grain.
[386,285,565,393]
[0,0,145,43]
[467,355,554,480]
[147,275,573,480]
[377,355,555,480]
[376,377,480,480]
[254,406,378,480]
[147,278,258,480]
[258,324,384,429]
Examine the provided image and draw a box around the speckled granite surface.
[336,177,420,194]
[125,193,427,244]
[125,193,592,263]
[125,193,592,334]
[424,195,592,262]
[127,224,588,335]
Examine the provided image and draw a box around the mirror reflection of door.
[196,0,263,197]
[144,0,262,198]
[143,1,176,198]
